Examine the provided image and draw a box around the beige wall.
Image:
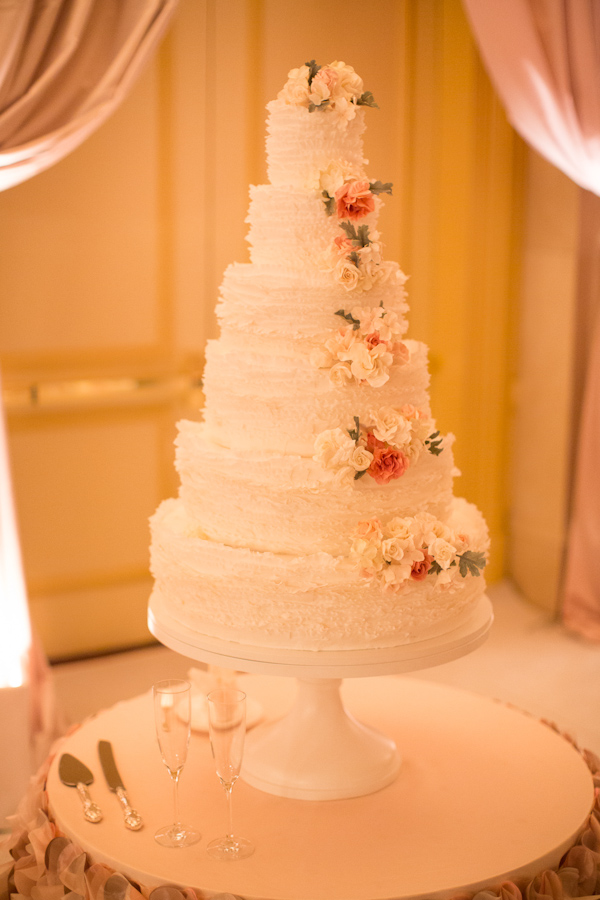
[1,0,523,659]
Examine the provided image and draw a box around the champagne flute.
[207,687,254,860]
[153,680,201,848]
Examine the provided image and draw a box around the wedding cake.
[149,60,489,652]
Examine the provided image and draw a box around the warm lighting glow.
[0,372,31,688]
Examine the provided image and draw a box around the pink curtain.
[0,0,178,191]
[462,0,600,637]
[0,0,179,762]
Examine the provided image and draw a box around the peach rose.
[355,518,383,540]
[332,234,354,255]
[394,341,410,365]
[366,431,386,452]
[365,331,386,349]
[334,180,375,221]
[410,552,433,581]
[368,447,409,484]
[309,67,338,106]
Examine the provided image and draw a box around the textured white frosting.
[265,99,367,188]
[202,336,428,454]
[150,497,487,651]
[149,82,490,652]
[175,420,455,556]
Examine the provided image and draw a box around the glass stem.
[171,768,181,826]
[225,783,234,840]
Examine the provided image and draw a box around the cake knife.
[58,753,103,823]
[98,740,143,831]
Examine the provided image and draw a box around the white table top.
[47,676,594,900]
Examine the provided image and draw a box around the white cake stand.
[148,595,493,800]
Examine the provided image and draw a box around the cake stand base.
[148,595,492,800]
[242,677,400,799]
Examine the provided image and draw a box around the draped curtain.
[0,0,178,191]
[462,0,600,638]
[0,0,179,761]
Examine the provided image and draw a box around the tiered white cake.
[150,61,489,652]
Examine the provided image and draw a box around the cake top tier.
[266,60,378,188]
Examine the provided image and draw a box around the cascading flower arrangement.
[350,513,487,592]
[278,59,378,127]
[314,406,443,488]
[311,303,409,387]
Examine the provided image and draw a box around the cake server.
[98,740,143,831]
[58,753,103,823]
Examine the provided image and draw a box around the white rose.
[403,438,423,465]
[428,538,457,570]
[328,361,353,387]
[325,327,357,357]
[329,61,364,99]
[363,346,393,387]
[310,346,334,369]
[349,446,373,472]
[314,428,354,469]
[330,95,357,128]
[380,562,412,590]
[369,407,405,444]
[309,77,332,107]
[386,517,415,543]
[381,537,405,563]
[343,342,375,381]
[374,308,403,341]
[350,537,383,574]
[319,160,361,197]
[278,66,311,107]
[333,256,361,291]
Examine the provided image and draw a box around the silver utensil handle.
[76,782,103,823]
[116,786,143,831]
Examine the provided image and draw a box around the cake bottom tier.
[150,496,488,652]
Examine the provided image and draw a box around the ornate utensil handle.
[116,786,143,830]
[75,782,103,823]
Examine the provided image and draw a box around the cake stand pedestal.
[148,595,492,800]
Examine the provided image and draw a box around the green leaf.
[428,560,442,576]
[305,60,321,86]
[340,221,359,242]
[369,180,393,196]
[347,416,361,444]
[348,251,360,266]
[425,431,444,456]
[322,192,336,216]
[335,309,361,329]
[356,91,379,108]
[457,551,487,578]
[356,224,371,247]
[354,469,368,480]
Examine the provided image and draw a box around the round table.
[47,676,594,900]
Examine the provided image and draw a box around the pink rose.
[411,553,433,581]
[366,431,386,453]
[394,341,410,364]
[332,234,354,255]
[365,332,388,350]
[313,67,338,92]
[368,447,409,484]
[335,180,376,221]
